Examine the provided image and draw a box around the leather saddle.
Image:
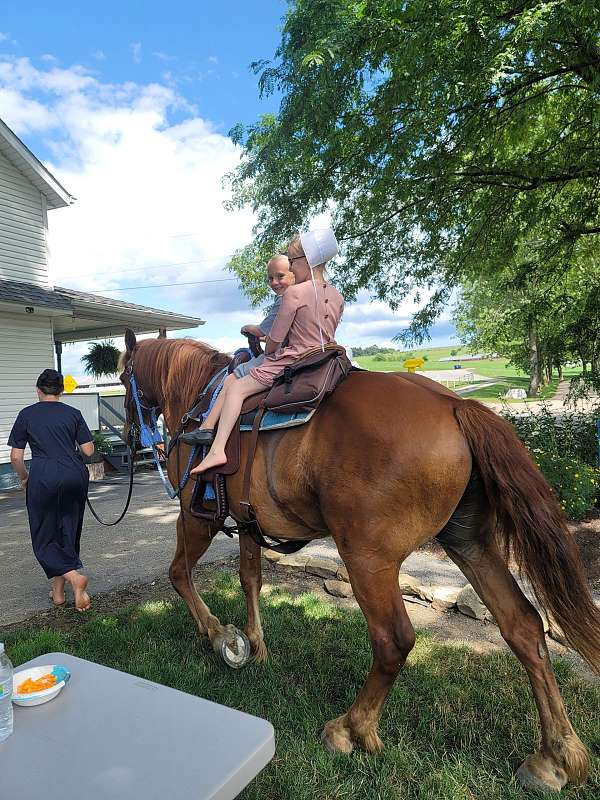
[189,344,352,524]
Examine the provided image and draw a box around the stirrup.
[179,428,215,446]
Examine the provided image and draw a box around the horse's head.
[119,329,162,450]
[119,328,232,446]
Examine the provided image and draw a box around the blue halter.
[128,365,230,500]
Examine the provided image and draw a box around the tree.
[81,341,121,378]
[228,1,600,334]
[454,250,600,396]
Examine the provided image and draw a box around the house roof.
[0,279,204,341]
[0,279,71,312]
[0,118,74,210]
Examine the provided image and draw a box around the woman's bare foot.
[65,572,91,612]
[190,449,227,476]
[48,576,66,606]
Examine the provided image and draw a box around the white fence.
[61,393,100,431]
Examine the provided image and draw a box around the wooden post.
[158,328,167,338]
[54,340,63,373]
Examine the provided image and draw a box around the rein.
[84,361,224,525]
[84,353,232,525]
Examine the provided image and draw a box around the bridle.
[86,340,258,525]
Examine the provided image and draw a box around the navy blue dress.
[7,402,92,579]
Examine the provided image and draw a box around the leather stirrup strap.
[240,405,266,519]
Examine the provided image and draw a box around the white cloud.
[91,50,106,61]
[130,42,142,64]
[0,87,55,133]
[153,51,176,62]
[208,56,218,65]
[0,54,455,377]
[0,33,9,42]
[0,55,257,371]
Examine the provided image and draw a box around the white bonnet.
[299,228,338,269]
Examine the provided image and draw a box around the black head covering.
[36,369,64,395]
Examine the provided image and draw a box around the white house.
[0,119,203,488]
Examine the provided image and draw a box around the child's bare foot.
[190,449,227,475]
[68,572,91,612]
[48,577,66,606]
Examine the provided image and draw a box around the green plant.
[92,431,113,455]
[502,404,600,518]
[502,405,600,467]
[531,451,599,521]
[82,340,121,377]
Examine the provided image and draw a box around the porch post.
[54,340,63,373]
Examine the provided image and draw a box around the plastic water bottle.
[0,643,13,742]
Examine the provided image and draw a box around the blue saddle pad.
[239,408,315,432]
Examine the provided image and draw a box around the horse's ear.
[125,328,137,354]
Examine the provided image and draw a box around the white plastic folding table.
[1,652,275,800]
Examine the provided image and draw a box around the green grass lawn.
[355,347,579,402]
[5,573,599,799]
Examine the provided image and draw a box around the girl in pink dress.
[190,229,344,475]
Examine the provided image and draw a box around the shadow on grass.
[6,572,600,800]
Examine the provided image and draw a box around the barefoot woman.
[8,369,94,611]
[184,229,344,473]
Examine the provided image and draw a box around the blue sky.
[0,2,456,376]
[2,1,286,150]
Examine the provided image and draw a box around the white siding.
[0,149,48,286]
[0,312,54,465]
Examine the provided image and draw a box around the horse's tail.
[453,399,600,673]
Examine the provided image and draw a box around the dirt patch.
[418,512,600,592]
[571,509,600,591]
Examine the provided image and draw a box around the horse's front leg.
[239,535,268,662]
[169,512,223,638]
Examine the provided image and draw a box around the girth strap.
[237,405,311,555]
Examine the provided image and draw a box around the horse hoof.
[212,625,252,669]
[516,756,568,793]
[321,718,354,754]
[250,637,269,664]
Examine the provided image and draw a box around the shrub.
[530,451,599,520]
[502,404,600,518]
[92,431,113,454]
[373,352,404,362]
[502,404,599,467]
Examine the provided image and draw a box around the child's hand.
[241,325,263,338]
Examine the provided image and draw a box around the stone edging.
[263,550,569,648]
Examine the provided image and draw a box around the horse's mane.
[132,338,231,418]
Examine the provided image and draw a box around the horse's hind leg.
[438,528,589,791]
[169,512,224,641]
[239,536,268,662]
[321,548,415,755]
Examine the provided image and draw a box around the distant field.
[354,347,576,402]
[355,346,523,376]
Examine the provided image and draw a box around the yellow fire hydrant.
[403,357,425,374]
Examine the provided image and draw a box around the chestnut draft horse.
[120,331,600,793]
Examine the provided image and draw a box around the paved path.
[487,380,599,413]
[0,473,239,626]
[4,469,597,627]
[1,470,467,626]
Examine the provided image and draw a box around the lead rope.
[85,433,136,526]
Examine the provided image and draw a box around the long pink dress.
[250,279,345,386]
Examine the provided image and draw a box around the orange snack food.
[17,674,58,694]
